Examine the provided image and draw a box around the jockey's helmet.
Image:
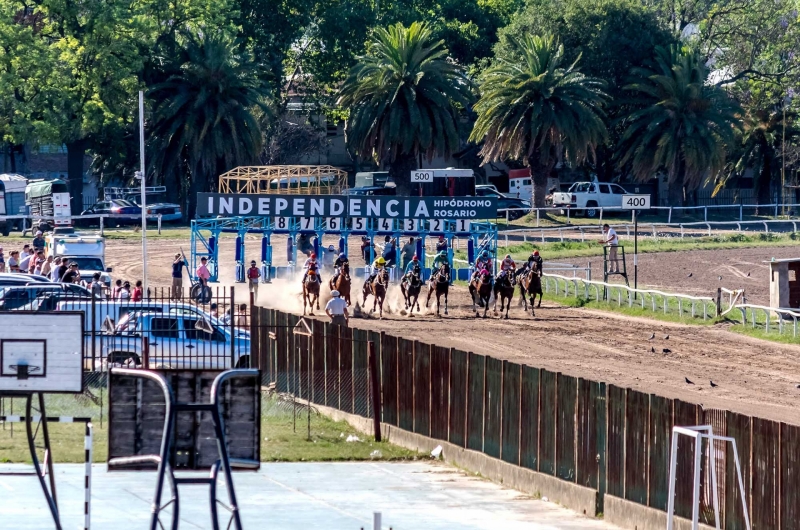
[412,255,419,261]
[328,244,335,251]
[505,254,511,260]
[250,260,256,266]
[438,235,444,240]
[376,257,386,265]
[339,252,346,260]
[533,250,539,256]
[480,250,489,259]
[310,252,317,259]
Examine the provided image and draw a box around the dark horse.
[468,269,493,318]
[329,263,352,306]
[493,271,516,319]
[519,262,543,316]
[302,272,320,315]
[400,268,423,314]
[362,267,389,319]
[425,263,450,317]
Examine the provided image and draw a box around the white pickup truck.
[551,181,629,217]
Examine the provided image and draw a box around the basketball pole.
[138,90,148,297]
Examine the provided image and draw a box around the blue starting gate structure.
[190,216,498,283]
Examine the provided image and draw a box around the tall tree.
[470,34,608,207]
[337,21,473,194]
[617,45,741,207]
[149,32,270,217]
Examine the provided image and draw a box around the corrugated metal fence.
[252,307,799,529]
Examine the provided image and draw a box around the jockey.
[520,250,543,278]
[331,252,349,285]
[472,250,493,282]
[431,250,449,282]
[402,255,422,284]
[302,252,321,283]
[498,254,516,282]
[367,256,387,282]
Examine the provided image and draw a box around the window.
[150,317,179,338]
[612,185,626,194]
[599,184,610,194]
[523,179,532,186]
[183,319,225,342]
[326,121,339,137]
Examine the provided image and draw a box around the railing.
[728,304,800,338]
[542,273,717,320]
[1,213,167,235]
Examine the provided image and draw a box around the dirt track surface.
[104,236,800,423]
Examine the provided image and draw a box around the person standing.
[132,280,143,301]
[20,244,31,262]
[0,246,5,273]
[246,260,261,297]
[118,281,131,300]
[7,251,19,272]
[236,303,248,327]
[89,273,105,299]
[33,257,44,276]
[31,231,45,253]
[435,235,448,253]
[360,236,372,264]
[111,279,123,299]
[55,258,69,282]
[171,253,184,300]
[41,255,54,278]
[196,257,211,286]
[18,250,33,273]
[61,262,81,283]
[325,290,349,327]
[401,237,415,270]
[600,224,619,273]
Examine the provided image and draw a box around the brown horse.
[400,267,423,314]
[468,269,493,318]
[493,271,516,319]
[518,262,543,316]
[362,267,389,318]
[329,263,352,306]
[302,272,320,315]
[425,263,450,317]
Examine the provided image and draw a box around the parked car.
[475,186,531,220]
[551,181,628,217]
[0,273,53,287]
[15,290,92,312]
[80,199,142,227]
[347,186,397,196]
[102,310,250,369]
[125,194,182,222]
[0,284,91,310]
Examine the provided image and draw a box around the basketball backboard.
[0,312,84,393]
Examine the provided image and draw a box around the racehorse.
[518,262,543,316]
[329,263,352,306]
[302,271,320,315]
[468,269,493,318]
[400,268,423,314]
[493,271,516,319]
[362,267,389,319]
[425,263,450,317]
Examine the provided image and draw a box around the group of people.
[0,231,49,275]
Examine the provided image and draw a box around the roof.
[765,258,800,264]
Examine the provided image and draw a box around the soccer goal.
[666,424,750,530]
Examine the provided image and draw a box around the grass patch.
[0,393,417,464]
[728,323,800,345]
[558,293,719,326]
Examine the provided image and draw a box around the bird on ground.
[663,348,672,354]
[664,334,670,340]
[747,272,751,277]
[685,377,694,384]
[650,347,655,353]
[648,333,655,340]
[687,273,693,278]
[718,276,723,281]
[710,381,718,388]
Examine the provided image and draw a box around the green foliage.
[148,32,270,211]
[617,45,741,203]
[338,21,473,192]
[470,34,608,206]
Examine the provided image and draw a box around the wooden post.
[368,340,382,442]
[142,334,149,369]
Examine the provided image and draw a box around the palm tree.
[469,34,609,208]
[718,107,799,211]
[617,45,740,208]
[338,22,473,195]
[149,32,270,216]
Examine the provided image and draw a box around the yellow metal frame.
[218,165,348,195]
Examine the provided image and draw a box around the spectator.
[401,237,416,270]
[8,251,19,272]
[89,273,105,299]
[435,235,448,253]
[118,281,131,300]
[209,303,220,319]
[171,253,183,300]
[0,246,5,273]
[296,234,314,257]
[33,258,44,276]
[18,251,33,273]
[61,262,81,284]
[196,257,211,287]
[236,303,248,327]
[31,231,45,253]
[381,236,396,266]
[246,260,261,297]
[41,255,54,278]
[360,236,372,264]
[20,244,31,262]
[322,245,336,268]
[325,290,349,327]
[55,258,68,283]
[111,279,122,299]
[29,251,44,274]
[132,280,143,301]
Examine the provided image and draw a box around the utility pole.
[138,91,148,297]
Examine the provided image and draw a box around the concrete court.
[0,461,618,530]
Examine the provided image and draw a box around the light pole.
[783,92,793,215]
[138,91,148,297]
